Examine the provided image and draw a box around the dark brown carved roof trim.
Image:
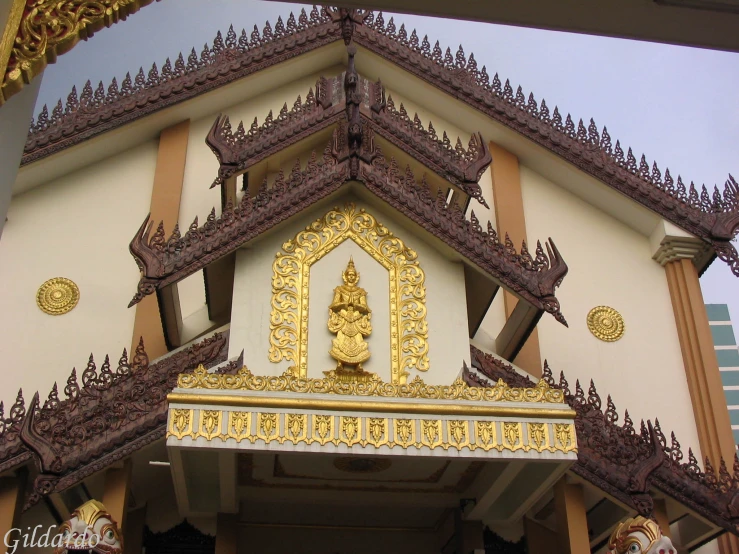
[25,7,738,275]
[129,133,568,324]
[129,146,351,306]
[351,15,739,276]
[22,7,339,165]
[467,346,739,537]
[206,62,492,207]
[0,332,239,510]
[205,90,345,188]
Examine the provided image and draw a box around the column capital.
[651,220,712,268]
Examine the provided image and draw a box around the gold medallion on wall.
[586,306,625,342]
[36,277,80,316]
[269,203,429,384]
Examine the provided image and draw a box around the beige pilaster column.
[0,469,27,549]
[130,120,190,359]
[553,479,590,554]
[524,516,560,554]
[652,223,735,466]
[652,223,739,554]
[215,513,238,554]
[489,142,542,376]
[102,460,132,535]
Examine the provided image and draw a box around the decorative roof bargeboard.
[24,7,739,275]
[206,69,492,207]
[0,332,237,511]
[466,346,739,537]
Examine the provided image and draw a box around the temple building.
[2,7,739,554]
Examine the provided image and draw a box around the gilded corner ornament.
[1,0,158,104]
[36,277,80,315]
[269,203,429,384]
[587,306,625,342]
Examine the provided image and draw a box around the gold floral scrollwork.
[475,421,496,449]
[448,420,470,450]
[314,415,334,445]
[285,413,307,443]
[200,410,221,441]
[528,422,547,452]
[393,418,414,448]
[269,203,429,384]
[502,422,523,451]
[340,416,361,446]
[170,411,578,454]
[367,418,388,447]
[258,413,278,442]
[1,0,157,104]
[421,420,442,449]
[587,306,625,342]
[169,409,193,440]
[228,412,251,442]
[177,365,567,404]
[554,423,576,452]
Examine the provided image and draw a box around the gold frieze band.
[167,408,578,455]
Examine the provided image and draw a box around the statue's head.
[343,258,359,286]
[607,516,675,554]
[55,500,122,554]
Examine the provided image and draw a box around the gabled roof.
[0,332,237,511]
[465,346,739,540]
[23,7,739,276]
[129,38,569,339]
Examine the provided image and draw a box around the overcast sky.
[33,0,739,337]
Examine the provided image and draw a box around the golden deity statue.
[328,258,373,378]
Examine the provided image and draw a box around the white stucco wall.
[519,164,702,456]
[229,195,470,384]
[0,141,157,407]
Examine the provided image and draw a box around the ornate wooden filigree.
[0,332,237,510]
[25,7,739,275]
[466,346,739,536]
[1,0,160,104]
[130,129,568,324]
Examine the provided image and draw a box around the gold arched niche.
[269,203,429,384]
